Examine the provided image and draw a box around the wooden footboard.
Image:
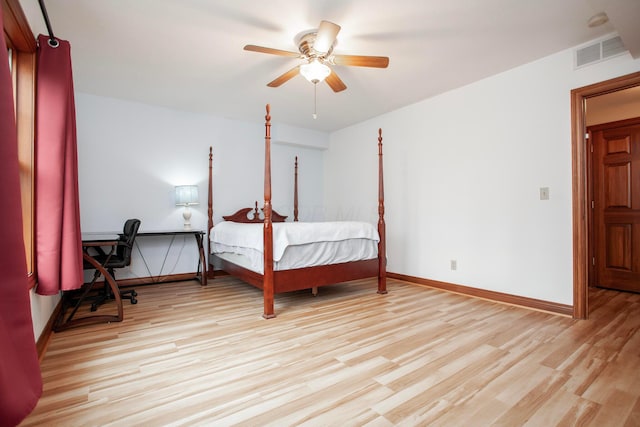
[216,257,378,295]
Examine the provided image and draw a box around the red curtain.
[0,10,42,426]
[35,34,83,295]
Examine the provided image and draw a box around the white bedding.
[210,221,379,273]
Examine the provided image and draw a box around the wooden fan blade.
[244,45,300,58]
[332,54,389,68]
[314,20,341,54]
[325,69,347,92]
[267,66,300,87]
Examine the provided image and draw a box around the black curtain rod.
[37,0,59,47]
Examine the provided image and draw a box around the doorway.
[571,71,640,319]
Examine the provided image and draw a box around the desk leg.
[54,253,124,331]
[194,233,207,286]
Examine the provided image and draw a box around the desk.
[54,234,124,331]
[136,230,207,286]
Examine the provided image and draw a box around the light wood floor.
[21,277,640,426]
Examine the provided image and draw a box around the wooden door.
[590,117,640,292]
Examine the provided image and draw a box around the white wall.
[325,45,640,306]
[30,289,59,340]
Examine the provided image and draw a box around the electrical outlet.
[450,260,457,270]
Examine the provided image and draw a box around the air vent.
[602,36,626,58]
[575,36,627,68]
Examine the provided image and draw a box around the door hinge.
[590,144,593,153]
[585,133,590,140]
[591,200,595,209]
[592,257,596,266]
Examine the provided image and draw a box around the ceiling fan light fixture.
[300,59,331,83]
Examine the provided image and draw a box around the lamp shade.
[300,59,331,83]
[175,185,199,206]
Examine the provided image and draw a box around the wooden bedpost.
[294,156,299,222]
[377,128,387,294]
[297,155,315,295]
[208,146,214,279]
[263,105,276,318]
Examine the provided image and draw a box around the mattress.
[210,221,379,273]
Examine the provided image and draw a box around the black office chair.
[87,218,141,311]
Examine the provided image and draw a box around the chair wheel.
[131,290,138,297]
[90,303,98,312]
[131,298,138,304]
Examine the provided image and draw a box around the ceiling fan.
[244,20,389,93]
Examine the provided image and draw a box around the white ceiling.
[18,0,640,132]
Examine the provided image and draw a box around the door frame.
[571,71,640,319]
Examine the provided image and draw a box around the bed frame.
[207,104,387,318]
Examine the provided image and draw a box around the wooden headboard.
[222,201,287,223]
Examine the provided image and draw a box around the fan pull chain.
[313,82,318,119]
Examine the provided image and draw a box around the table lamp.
[175,185,199,229]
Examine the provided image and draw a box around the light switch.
[540,187,550,200]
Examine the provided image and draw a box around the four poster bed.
[206,104,387,318]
